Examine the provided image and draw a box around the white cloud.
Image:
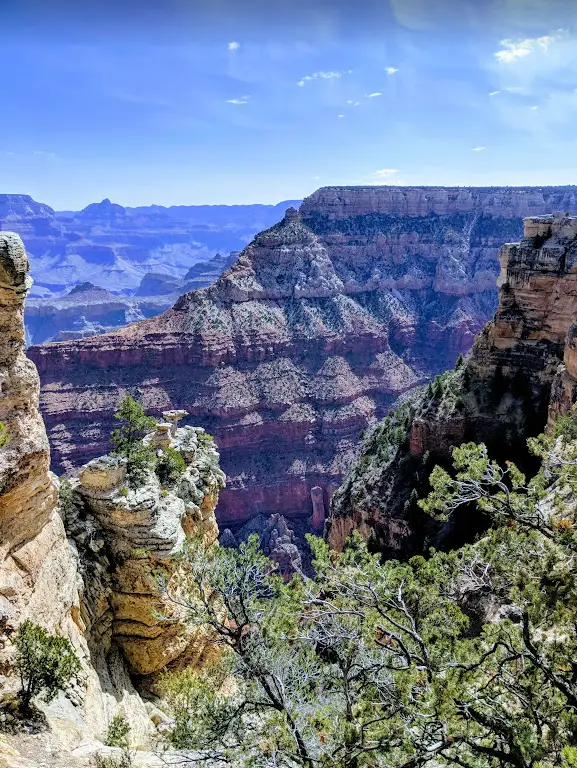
[373,168,400,178]
[5,152,15,156]
[385,67,399,75]
[338,114,345,118]
[226,96,250,105]
[297,69,352,86]
[358,168,406,186]
[228,41,240,51]
[489,90,501,96]
[346,99,361,106]
[472,146,487,152]
[34,150,56,157]
[530,105,539,110]
[365,92,382,98]
[494,30,568,64]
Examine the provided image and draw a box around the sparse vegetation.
[90,750,133,768]
[14,620,81,713]
[110,395,157,488]
[105,713,130,749]
[196,431,215,450]
[58,477,76,517]
[0,421,9,448]
[155,446,186,487]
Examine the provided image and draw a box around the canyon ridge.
[29,185,577,529]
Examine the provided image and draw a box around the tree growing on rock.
[14,620,80,714]
[110,395,157,487]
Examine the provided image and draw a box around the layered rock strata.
[328,212,577,554]
[30,188,577,527]
[0,231,83,685]
[65,414,225,678]
[0,234,226,749]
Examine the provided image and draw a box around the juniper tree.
[110,395,157,487]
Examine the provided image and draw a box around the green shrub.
[110,396,157,488]
[58,478,76,517]
[0,421,9,448]
[196,431,215,450]
[14,620,81,713]
[118,487,129,498]
[155,447,186,487]
[105,713,130,749]
[90,750,133,768]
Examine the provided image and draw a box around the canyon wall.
[29,187,577,529]
[0,232,83,685]
[328,211,577,554]
[0,232,225,752]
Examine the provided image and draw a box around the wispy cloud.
[346,99,361,107]
[365,92,382,98]
[530,105,539,110]
[226,95,250,105]
[337,114,345,119]
[297,69,352,87]
[373,168,400,178]
[489,90,501,96]
[385,67,399,75]
[472,146,487,152]
[358,168,406,186]
[34,150,57,157]
[494,30,568,64]
[228,41,240,51]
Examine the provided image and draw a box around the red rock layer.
[29,188,577,526]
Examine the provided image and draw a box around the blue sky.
[1,0,577,209]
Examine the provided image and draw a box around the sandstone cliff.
[0,231,83,690]
[66,414,225,680]
[328,211,577,554]
[0,233,225,756]
[29,187,577,529]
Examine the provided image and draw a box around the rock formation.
[65,415,225,679]
[328,211,577,554]
[0,232,226,753]
[29,187,577,529]
[0,231,83,688]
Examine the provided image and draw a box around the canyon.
[328,211,577,554]
[29,185,577,529]
[1,193,295,342]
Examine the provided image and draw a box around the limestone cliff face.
[29,188,577,528]
[66,415,225,679]
[328,212,577,554]
[0,231,82,682]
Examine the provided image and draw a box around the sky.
[1,0,577,209]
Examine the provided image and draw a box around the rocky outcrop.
[0,233,226,752]
[0,231,83,685]
[29,188,577,529]
[328,212,577,554]
[65,414,225,678]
